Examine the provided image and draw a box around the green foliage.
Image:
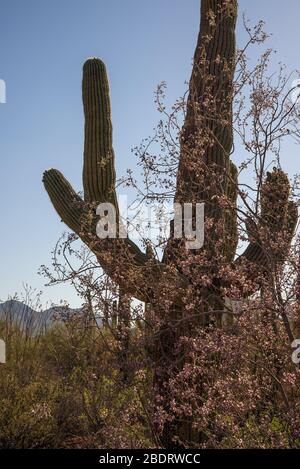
[0,319,152,449]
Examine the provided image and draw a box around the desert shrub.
[0,315,152,448]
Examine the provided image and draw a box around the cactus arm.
[43,169,85,235]
[43,57,155,300]
[43,57,189,302]
[43,171,148,300]
[43,170,189,302]
[43,169,148,264]
[82,58,118,208]
[235,169,298,281]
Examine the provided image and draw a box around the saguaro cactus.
[43,54,187,303]
[43,0,297,446]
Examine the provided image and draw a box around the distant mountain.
[0,300,104,333]
[0,300,82,333]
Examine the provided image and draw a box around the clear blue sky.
[0,0,300,307]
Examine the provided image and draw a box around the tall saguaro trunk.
[175,0,238,262]
[155,3,238,445]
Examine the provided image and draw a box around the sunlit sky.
[1,0,300,307]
